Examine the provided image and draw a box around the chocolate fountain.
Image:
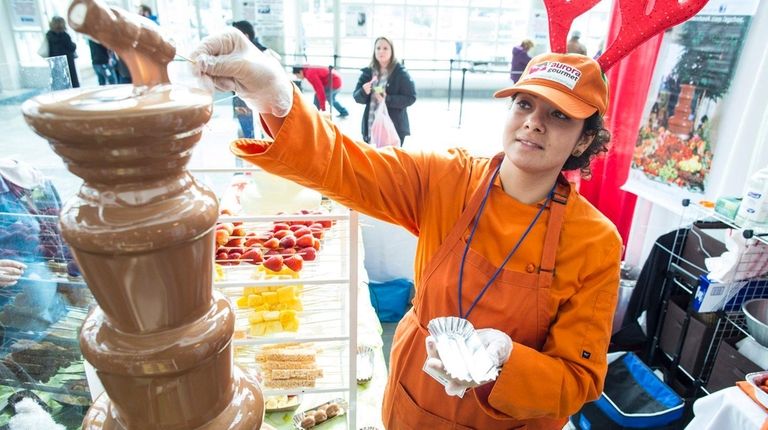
[21,0,264,428]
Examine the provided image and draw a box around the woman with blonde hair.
[511,39,534,83]
[352,37,416,146]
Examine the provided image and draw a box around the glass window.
[404,6,436,39]
[467,8,497,41]
[372,5,405,38]
[437,7,467,42]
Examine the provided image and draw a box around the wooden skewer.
[175,53,196,64]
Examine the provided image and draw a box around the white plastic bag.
[37,38,49,57]
[370,102,400,148]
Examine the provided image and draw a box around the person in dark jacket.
[88,39,116,85]
[353,37,416,146]
[510,39,534,83]
[46,16,79,88]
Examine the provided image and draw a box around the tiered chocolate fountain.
[21,0,264,428]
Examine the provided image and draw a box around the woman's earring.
[572,149,584,157]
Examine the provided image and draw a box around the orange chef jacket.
[232,88,622,429]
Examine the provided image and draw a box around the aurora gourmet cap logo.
[524,61,582,90]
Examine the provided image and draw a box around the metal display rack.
[647,199,768,398]
[213,208,361,429]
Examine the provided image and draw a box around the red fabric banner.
[579,6,665,248]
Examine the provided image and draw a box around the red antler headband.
[544,0,711,71]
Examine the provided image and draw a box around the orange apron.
[381,154,569,430]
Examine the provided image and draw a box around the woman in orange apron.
[192,34,623,429]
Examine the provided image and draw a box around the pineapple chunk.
[249,311,265,324]
[235,296,249,308]
[247,294,264,307]
[249,323,267,337]
[286,299,303,311]
[262,311,281,321]
[265,321,283,335]
[279,310,299,332]
[243,287,255,296]
[262,291,278,305]
[276,286,297,303]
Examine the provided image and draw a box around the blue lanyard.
[457,166,555,320]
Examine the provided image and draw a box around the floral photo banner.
[629,3,754,195]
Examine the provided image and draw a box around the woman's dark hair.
[562,112,611,179]
[232,20,255,42]
[291,66,303,75]
[49,16,66,32]
[369,36,398,75]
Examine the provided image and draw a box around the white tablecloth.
[685,386,767,429]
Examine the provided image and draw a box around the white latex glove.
[477,328,513,367]
[424,329,513,398]
[0,259,26,287]
[424,335,474,397]
[189,28,293,117]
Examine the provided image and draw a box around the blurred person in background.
[567,31,587,55]
[0,159,77,329]
[0,260,25,288]
[510,39,534,83]
[88,39,116,86]
[353,37,416,146]
[46,16,79,88]
[138,4,159,24]
[293,65,349,119]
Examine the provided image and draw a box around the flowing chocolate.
[21,0,264,428]
[68,0,174,87]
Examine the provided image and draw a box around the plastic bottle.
[735,166,768,229]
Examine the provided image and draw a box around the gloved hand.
[424,335,474,397]
[424,329,513,398]
[476,328,513,367]
[190,28,293,117]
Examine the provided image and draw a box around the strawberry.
[273,230,292,240]
[232,226,246,237]
[289,224,304,232]
[225,237,243,248]
[263,255,284,272]
[263,238,280,249]
[279,235,297,249]
[217,223,235,235]
[281,248,297,257]
[273,223,290,232]
[215,229,230,246]
[241,248,263,264]
[312,237,321,251]
[296,234,314,249]
[284,254,304,272]
[299,247,317,261]
[309,223,324,230]
[311,229,324,239]
[265,249,282,257]
[216,251,229,263]
[244,237,262,248]
[227,252,242,265]
[318,219,333,229]
[293,227,312,238]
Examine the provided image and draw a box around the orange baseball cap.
[494,53,608,119]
